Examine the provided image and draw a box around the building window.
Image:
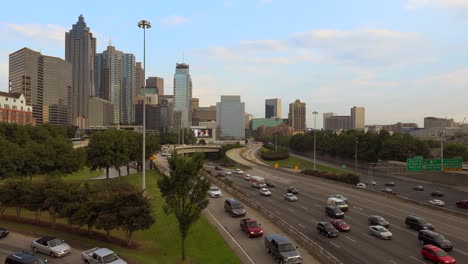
[13,99,16,102]
[21,100,23,103]
[5,98,8,101]
[12,105,17,110]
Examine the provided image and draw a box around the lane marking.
[298,223,306,228]
[314,203,321,207]
[205,209,255,264]
[409,256,425,264]
[346,216,352,220]
[329,242,340,248]
[288,208,295,212]
[301,206,308,211]
[389,260,398,264]
[453,248,468,256]
[275,210,281,215]
[345,236,356,242]
[363,233,375,240]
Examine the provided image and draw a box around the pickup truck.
[81,247,127,264]
[240,218,263,238]
[265,234,302,264]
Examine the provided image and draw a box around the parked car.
[317,222,339,238]
[224,198,246,217]
[405,215,434,231]
[330,194,348,204]
[266,181,276,187]
[5,252,47,264]
[381,188,396,195]
[244,174,251,181]
[32,236,71,258]
[81,247,127,264]
[431,191,444,197]
[385,182,395,186]
[413,185,424,191]
[325,206,345,219]
[240,218,263,238]
[259,188,272,196]
[369,225,392,240]
[330,219,350,232]
[284,193,298,202]
[421,245,456,264]
[418,230,453,251]
[368,215,390,228]
[456,200,468,208]
[0,227,9,239]
[265,234,302,263]
[429,199,445,207]
[287,187,299,194]
[234,168,244,174]
[208,186,222,198]
[356,183,367,189]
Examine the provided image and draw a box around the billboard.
[193,128,212,138]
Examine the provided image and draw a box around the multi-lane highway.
[218,146,468,264]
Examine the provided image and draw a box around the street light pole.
[138,19,151,192]
[440,130,445,173]
[355,136,358,174]
[312,111,318,170]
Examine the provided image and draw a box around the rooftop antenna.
[182,50,185,63]
[109,38,111,46]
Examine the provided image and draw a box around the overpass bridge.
[172,144,222,154]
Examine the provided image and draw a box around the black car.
[431,191,444,197]
[405,215,434,231]
[368,215,390,228]
[216,172,226,177]
[287,187,299,194]
[215,166,223,170]
[385,182,396,186]
[418,230,453,251]
[265,181,276,187]
[4,252,47,264]
[317,222,339,238]
[0,227,9,239]
[224,198,246,217]
[325,206,344,219]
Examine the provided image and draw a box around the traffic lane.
[0,232,81,264]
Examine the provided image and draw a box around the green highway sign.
[425,158,441,172]
[407,157,423,172]
[443,157,463,171]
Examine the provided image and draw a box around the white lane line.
[363,233,376,240]
[453,248,468,256]
[345,215,352,220]
[275,210,281,215]
[389,260,398,264]
[329,242,340,248]
[353,206,363,210]
[205,209,255,264]
[409,256,425,264]
[345,236,356,242]
[288,208,295,212]
[301,206,308,211]
[298,223,306,228]
[314,203,321,207]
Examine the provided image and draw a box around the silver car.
[284,193,298,202]
[32,236,71,257]
[369,225,392,240]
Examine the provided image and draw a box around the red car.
[456,200,468,208]
[330,219,350,232]
[422,245,455,264]
[240,218,264,238]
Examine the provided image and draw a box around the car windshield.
[102,253,119,263]
[210,187,219,192]
[232,203,243,209]
[378,219,387,224]
[375,226,387,232]
[434,250,449,257]
[279,243,296,252]
[246,222,258,228]
[434,234,447,241]
[48,238,63,247]
[337,221,347,226]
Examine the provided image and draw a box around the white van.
[327,197,348,211]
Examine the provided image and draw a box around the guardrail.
[201,170,343,264]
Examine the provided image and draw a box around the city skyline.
[1,1,468,128]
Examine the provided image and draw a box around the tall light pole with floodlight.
[312,111,318,170]
[138,19,151,192]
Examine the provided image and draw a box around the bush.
[301,169,359,185]
[260,151,289,161]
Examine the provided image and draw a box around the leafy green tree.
[87,131,114,178]
[42,178,68,230]
[198,139,206,145]
[0,138,23,179]
[158,153,210,260]
[444,143,468,160]
[24,182,47,222]
[126,131,141,173]
[0,178,28,217]
[110,131,129,177]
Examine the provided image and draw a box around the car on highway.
[258,183,267,188]
[224,170,232,175]
[208,186,222,198]
[356,183,367,189]
[259,188,272,196]
[421,245,456,264]
[330,194,348,204]
[413,185,424,191]
[287,186,299,194]
[81,247,127,264]
[429,199,445,207]
[381,188,396,195]
[330,219,350,232]
[367,180,377,186]
[216,172,226,177]
[431,190,444,197]
[234,168,244,174]
[327,197,348,211]
[369,225,392,240]
[418,230,453,251]
[5,251,48,264]
[0,227,9,239]
[368,215,390,228]
[215,166,222,170]
[244,174,251,181]
[317,222,339,238]
[265,181,276,187]
[224,198,246,217]
[456,200,468,208]
[284,193,298,202]
[325,206,344,219]
[31,236,71,258]
[240,218,264,238]
[264,234,303,263]
[405,215,434,231]
[385,181,396,186]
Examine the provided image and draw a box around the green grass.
[26,167,103,183]
[1,170,240,264]
[262,153,347,175]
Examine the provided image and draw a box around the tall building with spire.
[65,14,96,128]
[173,63,192,128]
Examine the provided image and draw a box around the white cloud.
[405,0,468,17]
[159,16,190,26]
[0,22,67,43]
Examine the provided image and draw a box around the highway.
[217,146,468,264]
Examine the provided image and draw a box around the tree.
[87,130,114,178]
[444,143,468,160]
[0,138,23,179]
[198,139,206,145]
[158,153,210,260]
[126,131,141,173]
[42,178,68,230]
[0,178,28,217]
[24,182,47,222]
[110,130,129,177]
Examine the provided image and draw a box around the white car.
[234,168,244,174]
[259,188,271,196]
[284,193,298,201]
[32,236,71,257]
[356,183,367,189]
[429,199,445,207]
[225,170,232,175]
[244,174,251,181]
[258,183,267,188]
[208,186,222,198]
[367,181,377,186]
[369,225,392,240]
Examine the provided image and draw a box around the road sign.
[407,157,423,172]
[274,163,279,169]
[294,165,299,171]
[443,157,463,171]
[425,158,441,172]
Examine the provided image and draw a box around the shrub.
[301,169,359,185]
[260,151,289,161]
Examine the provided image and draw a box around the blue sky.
[1,0,468,128]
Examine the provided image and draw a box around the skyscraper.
[265,98,281,118]
[288,99,306,132]
[350,106,365,130]
[95,45,136,125]
[216,96,245,139]
[173,63,192,128]
[146,77,164,97]
[9,48,71,125]
[323,112,336,129]
[135,62,144,102]
[65,14,96,127]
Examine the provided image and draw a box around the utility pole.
[312,111,318,170]
[355,136,358,174]
[440,129,445,173]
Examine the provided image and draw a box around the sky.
[1,0,468,128]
